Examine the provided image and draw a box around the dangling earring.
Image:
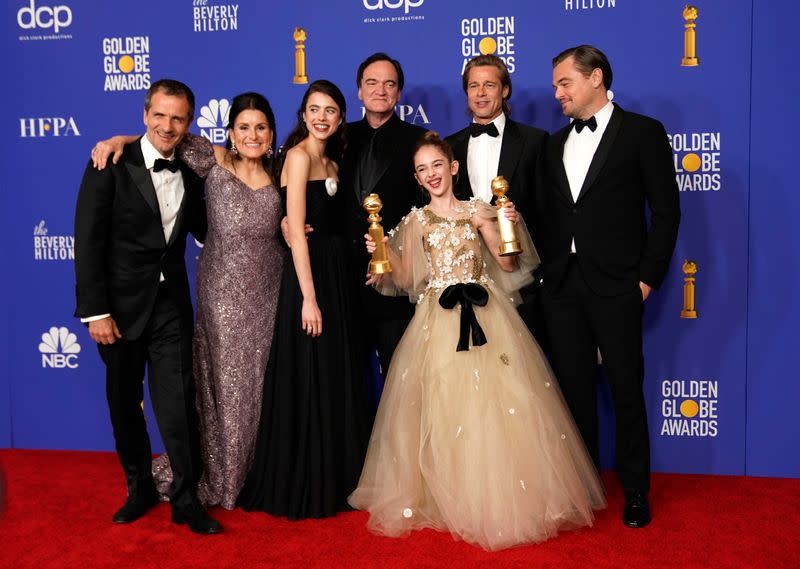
[230,139,238,156]
[266,145,273,155]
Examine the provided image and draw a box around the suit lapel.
[350,120,368,203]
[125,140,161,219]
[576,104,623,202]
[497,119,523,190]
[555,127,574,205]
[452,129,472,200]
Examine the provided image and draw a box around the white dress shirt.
[467,113,506,203]
[562,100,614,252]
[82,135,184,323]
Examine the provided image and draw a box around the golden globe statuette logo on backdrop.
[293,27,309,84]
[680,260,698,319]
[681,5,699,67]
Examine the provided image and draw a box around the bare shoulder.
[285,145,312,166]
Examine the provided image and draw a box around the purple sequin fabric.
[153,134,284,509]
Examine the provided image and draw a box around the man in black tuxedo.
[340,52,427,380]
[446,54,548,341]
[537,46,680,527]
[74,79,220,534]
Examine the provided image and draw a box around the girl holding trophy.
[349,132,605,550]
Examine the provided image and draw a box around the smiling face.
[552,55,604,120]
[229,109,272,159]
[303,91,341,141]
[466,65,508,124]
[413,144,459,200]
[142,90,191,157]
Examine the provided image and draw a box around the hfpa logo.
[39,326,81,369]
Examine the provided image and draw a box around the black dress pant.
[98,285,200,509]
[517,280,549,353]
[541,256,650,493]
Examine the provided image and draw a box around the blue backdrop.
[2,0,797,477]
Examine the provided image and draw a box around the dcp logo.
[17,0,73,34]
[39,326,81,369]
[363,0,423,14]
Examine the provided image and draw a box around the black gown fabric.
[238,179,372,519]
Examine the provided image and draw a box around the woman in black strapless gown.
[239,80,371,519]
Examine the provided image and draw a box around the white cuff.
[81,314,111,323]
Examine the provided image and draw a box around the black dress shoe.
[623,491,651,528]
[172,503,223,535]
[112,492,159,523]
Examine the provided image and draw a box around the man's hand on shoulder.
[91,136,129,170]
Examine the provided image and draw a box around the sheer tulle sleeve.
[472,199,540,303]
[373,209,430,302]
[177,133,217,178]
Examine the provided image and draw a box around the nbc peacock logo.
[39,326,81,369]
[197,98,230,144]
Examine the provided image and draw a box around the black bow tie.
[572,116,597,134]
[469,122,499,138]
[153,158,179,173]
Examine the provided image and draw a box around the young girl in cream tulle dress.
[348,132,606,551]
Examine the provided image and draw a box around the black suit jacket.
[535,104,680,296]
[339,113,427,319]
[446,117,548,220]
[74,138,207,340]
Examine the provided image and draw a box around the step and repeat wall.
[2,0,797,477]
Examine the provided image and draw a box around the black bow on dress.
[438,283,489,352]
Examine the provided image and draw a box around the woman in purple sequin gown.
[152,93,284,508]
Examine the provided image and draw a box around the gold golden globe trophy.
[363,193,392,274]
[681,5,700,67]
[490,176,522,256]
[292,27,309,84]
[680,260,698,318]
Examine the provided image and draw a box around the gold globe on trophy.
[292,27,309,84]
[490,176,522,256]
[681,5,700,67]
[680,260,698,319]
[363,193,392,274]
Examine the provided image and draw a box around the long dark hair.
[226,91,277,181]
[276,80,347,179]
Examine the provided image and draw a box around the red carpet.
[0,449,798,569]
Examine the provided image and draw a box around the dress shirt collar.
[140,134,177,170]
[472,112,506,138]
[569,101,614,135]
